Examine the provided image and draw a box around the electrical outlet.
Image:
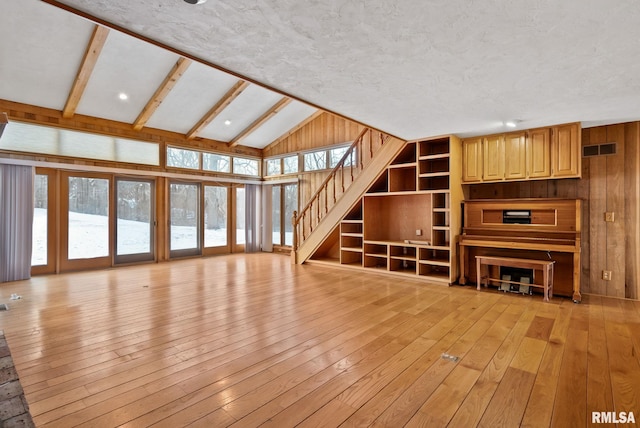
[416,229,422,236]
[602,270,612,281]
[605,212,615,222]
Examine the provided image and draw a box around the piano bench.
[475,256,555,302]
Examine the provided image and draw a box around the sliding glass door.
[115,178,155,263]
[60,172,112,271]
[169,181,201,258]
[203,184,229,255]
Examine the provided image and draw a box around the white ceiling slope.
[0,0,319,149]
[39,0,640,140]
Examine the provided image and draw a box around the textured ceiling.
[43,0,640,140]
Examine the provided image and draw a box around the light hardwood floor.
[1,253,639,427]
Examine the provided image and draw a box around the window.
[1,121,159,165]
[167,147,200,169]
[330,146,355,167]
[233,157,259,176]
[304,151,326,171]
[283,155,298,174]
[266,158,281,176]
[203,153,230,173]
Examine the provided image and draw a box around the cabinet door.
[461,138,483,182]
[504,132,527,180]
[527,127,551,178]
[482,135,504,181]
[551,123,581,177]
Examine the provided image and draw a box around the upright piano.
[458,198,581,302]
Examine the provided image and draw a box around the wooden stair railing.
[292,128,389,252]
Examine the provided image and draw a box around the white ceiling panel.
[145,61,240,133]
[76,30,180,124]
[198,84,283,142]
[47,0,640,140]
[0,0,94,110]
[241,101,317,148]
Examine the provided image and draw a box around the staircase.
[292,129,406,264]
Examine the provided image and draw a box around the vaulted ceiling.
[0,0,319,150]
[3,0,640,148]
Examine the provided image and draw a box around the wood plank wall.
[263,112,364,158]
[264,112,367,211]
[466,122,640,300]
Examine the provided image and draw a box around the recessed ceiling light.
[118,93,128,101]
[184,0,207,4]
[504,121,517,128]
[224,120,232,126]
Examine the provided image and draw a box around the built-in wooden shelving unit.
[312,135,462,285]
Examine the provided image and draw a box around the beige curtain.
[0,164,34,282]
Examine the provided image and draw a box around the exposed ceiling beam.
[133,57,192,131]
[186,80,249,140]
[0,112,8,138]
[62,25,109,119]
[229,97,292,148]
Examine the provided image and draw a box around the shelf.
[391,142,417,165]
[390,256,417,261]
[433,208,450,213]
[366,170,389,193]
[389,166,417,192]
[419,172,449,178]
[341,232,363,237]
[419,175,449,191]
[341,234,362,248]
[365,253,388,258]
[419,259,450,267]
[419,153,450,161]
[389,259,417,274]
[432,226,450,231]
[341,219,363,224]
[388,162,417,169]
[341,247,363,253]
[418,138,450,158]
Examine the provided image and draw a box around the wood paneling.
[2,255,639,426]
[263,112,364,158]
[466,122,640,299]
[625,123,640,300]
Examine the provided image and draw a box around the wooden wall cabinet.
[331,136,462,284]
[462,137,483,182]
[483,134,505,181]
[527,127,551,178]
[551,123,581,177]
[504,132,527,180]
[461,122,581,183]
